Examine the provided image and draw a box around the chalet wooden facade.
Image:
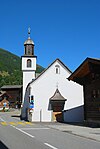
[0,99,9,110]
[0,91,9,110]
[68,58,100,123]
[1,85,22,108]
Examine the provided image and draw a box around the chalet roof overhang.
[68,57,100,85]
[1,85,22,90]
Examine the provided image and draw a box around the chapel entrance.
[52,112,63,122]
[49,89,67,122]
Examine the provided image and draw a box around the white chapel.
[21,30,84,122]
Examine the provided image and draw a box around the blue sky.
[0,0,100,71]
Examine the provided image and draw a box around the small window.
[91,73,95,80]
[91,90,100,99]
[56,68,59,74]
[92,90,96,98]
[55,65,60,74]
[29,87,31,95]
[28,49,31,55]
[97,90,100,96]
[27,59,32,67]
[25,45,32,55]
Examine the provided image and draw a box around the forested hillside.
[0,48,44,88]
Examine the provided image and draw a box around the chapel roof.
[28,58,72,86]
[24,37,34,45]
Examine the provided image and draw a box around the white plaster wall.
[22,56,36,102]
[22,57,36,71]
[22,71,35,102]
[30,60,84,122]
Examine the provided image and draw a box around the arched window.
[25,45,33,55]
[27,59,32,67]
[55,65,60,74]
[29,87,31,95]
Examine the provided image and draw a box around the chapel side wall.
[23,71,35,102]
[63,80,84,122]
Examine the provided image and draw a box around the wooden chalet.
[1,85,22,108]
[68,57,100,123]
[0,91,9,110]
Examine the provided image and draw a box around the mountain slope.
[0,48,44,88]
[0,48,21,73]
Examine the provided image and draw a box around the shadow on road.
[11,115,20,118]
[0,141,9,149]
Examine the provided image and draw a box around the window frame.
[27,59,32,68]
[55,65,60,74]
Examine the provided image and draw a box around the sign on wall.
[29,95,34,111]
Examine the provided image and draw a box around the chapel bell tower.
[22,28,37,102]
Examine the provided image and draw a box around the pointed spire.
[24,27,34,45]
[28,27,31,39]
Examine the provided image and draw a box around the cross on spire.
[28,27,31,38]
[56,82,59,89]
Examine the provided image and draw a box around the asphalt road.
[0,111,100,149]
